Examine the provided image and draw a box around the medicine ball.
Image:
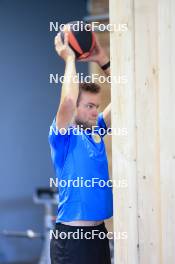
[60,21,96,59]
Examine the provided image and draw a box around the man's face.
[75,91,101,129]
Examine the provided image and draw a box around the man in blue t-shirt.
[49,32,112,264]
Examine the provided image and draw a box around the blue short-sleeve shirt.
[48,113,113,222]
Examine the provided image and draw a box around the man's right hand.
[54,32,75,61]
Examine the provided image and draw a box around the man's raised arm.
[54,32,78,130]
[79,36,111,129]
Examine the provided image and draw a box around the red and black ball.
[60,21,96,59]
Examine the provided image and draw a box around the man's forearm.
[60,57,79,106]
[102,66,110,77]
[98,56,110,77]
[99,56,111,127]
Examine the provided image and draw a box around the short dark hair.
[77,82,101,106]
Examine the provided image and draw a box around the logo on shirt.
[92,133,101,143]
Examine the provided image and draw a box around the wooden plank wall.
[134,1,162,263]
[159,0,175,263]
[109,0,139,263]
[109,0,175,263]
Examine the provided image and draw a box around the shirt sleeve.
[97,112,108,137]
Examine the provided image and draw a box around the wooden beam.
[159,0,175,263]
[109,0,139,263]
[134,0,162,263]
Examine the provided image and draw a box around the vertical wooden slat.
[159,0,175,263]
[109,0,139,263]
[134,0,162,263]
